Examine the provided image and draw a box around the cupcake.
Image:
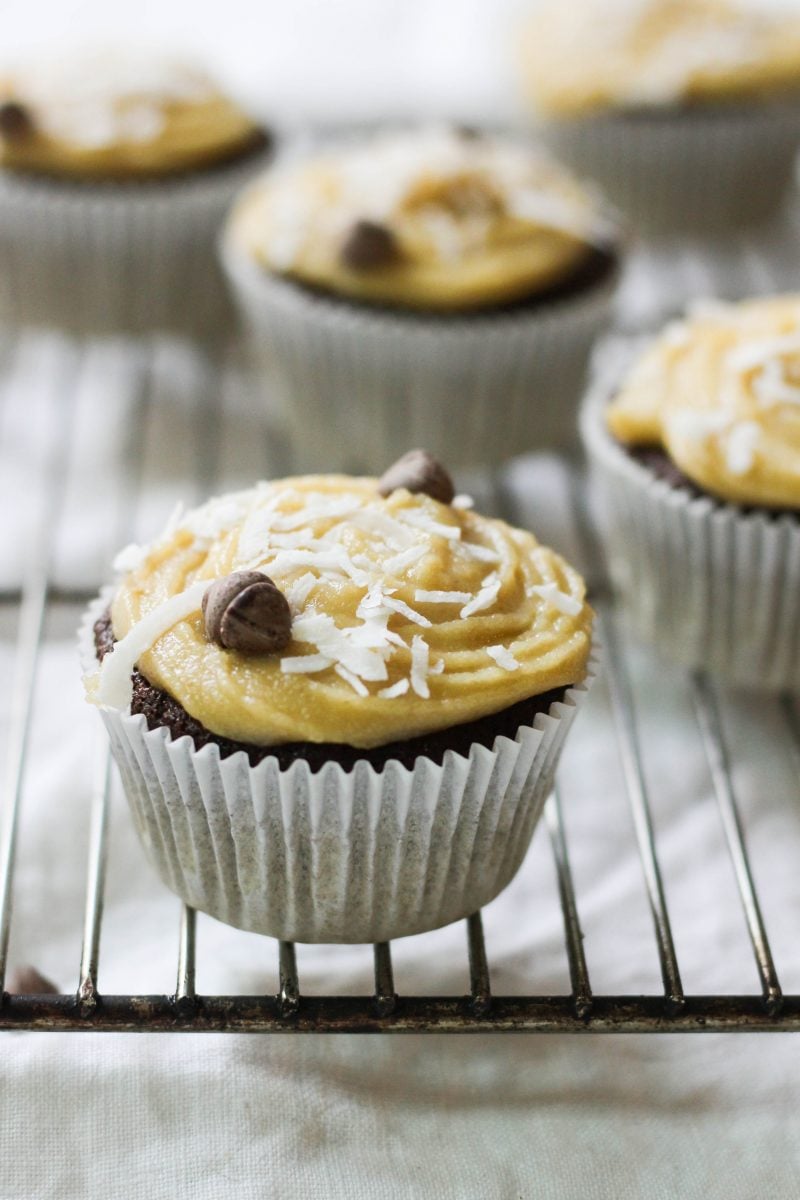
[220,126,619,469]
[0,49,270,337]
[82,449,594,943]
[521,0,800,233]
[582,295,800,688]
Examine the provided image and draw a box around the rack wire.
[0,224,799,1034]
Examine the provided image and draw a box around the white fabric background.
[2,3,800,1197]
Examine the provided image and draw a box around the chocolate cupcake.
[220,126,620,468]
[0,49,271,336]
[82,451,595,942]
[522,0,800,233]
[582,296,800,688]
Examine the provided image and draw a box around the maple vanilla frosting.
[226,127,614,311]
[87,471,593,751]
[607,296,800,508]
[0,50,263,179]
[523,0,800,119]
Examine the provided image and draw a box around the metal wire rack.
[0,225,799,1034]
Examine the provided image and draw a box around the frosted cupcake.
[583,296,800,687]
[0,49,270,336]
[82,449,594,942]
[221,126,619,468]
[522,0,800,232]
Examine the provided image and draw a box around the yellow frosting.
[0,52,262,179]
[522,0,800,118]
[607,295,800,507]
[226,128,613,311]
[89,475,593,750]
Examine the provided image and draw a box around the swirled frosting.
[226,127,615,311]
[86,475,593,749]
[0,50,262,179]
[522,0,800,118]
[607,295,800,507]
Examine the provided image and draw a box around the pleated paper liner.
[81,592,596,943]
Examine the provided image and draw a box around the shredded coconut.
[280,654,334,674]
[335,664,370,696]
[529,581,582,617]
[486,644,521,672]
[399,510,461,541]
[451,494,474,510]
[725,421,761,476]
[414,589,472,605]
[410,635,431,699]
[461,573,501,618]
[378,678,410,699]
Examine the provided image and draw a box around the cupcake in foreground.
[0,49,270,336]
[521,0,800,232]
[82,450,594,942]
[582,296,800,688]
[221,126,619,468]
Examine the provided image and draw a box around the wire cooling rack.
[0,217,799,1034]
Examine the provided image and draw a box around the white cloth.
[2,0,800,1183]
[1,323,800,1199]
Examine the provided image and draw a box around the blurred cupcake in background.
[0,48,271,337]
[582,294,800,688]
[221,125,620,472]
[521,0,800,234]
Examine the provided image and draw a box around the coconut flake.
[725,420,761,476]
[529,582,582,617]
[460,541,501,564]
[379,595,432,627]
[292,612,389,681]
[383,543,428,575]
[335,664,370,696]
[281,654,334,674]
[486,644,520,672]
[96,579,209,709]
[669,409,731,442]
[414,589,472,604]
[378,678,410,699]
[410,635,431,698]
[112,542,147,574]
[399,509,461,541]
[461,573,501,618]
[451,494,474,509]
[283,572,318,612]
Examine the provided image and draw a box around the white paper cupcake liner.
[0,150,269,338]
[581,388,800,690]
[80,594,595,943]
[220,232,618,471]
[538,104,800,234]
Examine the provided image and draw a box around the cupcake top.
[0,50,264,179]
[226,127,615,312]
[86,452,593,750]
[523,0,800,118]
[607,295,800,507]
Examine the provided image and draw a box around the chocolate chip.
[203,571,292,655]
[378,449,455,505]
[6,965,59,995]
[340,220,400,271]
[0,101,34,140]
